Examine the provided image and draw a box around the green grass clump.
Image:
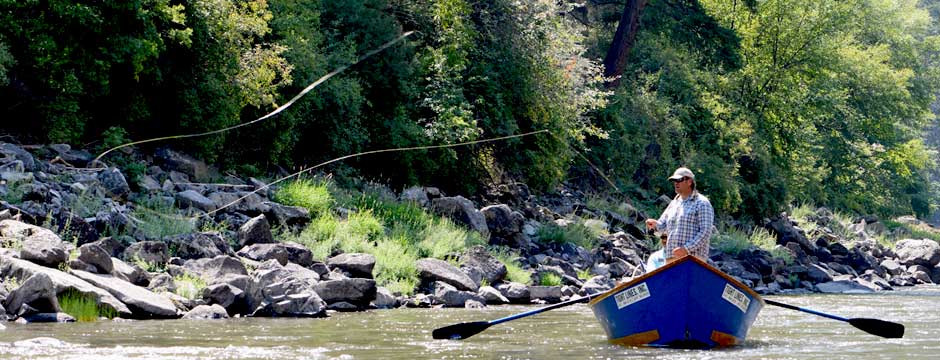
[491,246,531,284]
[577,268,593,280]
[539,272,562,286]
[274,178,334,216]
[283,184,487,294]
[131,197,196,240]
[58,289,116,322]
[712,227,751,256]
[174,273,207,300]
[536,219,603,249]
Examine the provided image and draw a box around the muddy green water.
[1,287,938,359]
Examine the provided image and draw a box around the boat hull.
[589,256,763,348]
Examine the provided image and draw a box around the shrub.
[274,178,334,216]
[58,289,116,322]
[539,272,562,286]
[130,197,196,240]
[491,246,531,285]
[174,273,207,300]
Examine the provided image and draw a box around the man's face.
[672,177,692,195]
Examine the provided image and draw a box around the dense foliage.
[0,0,937,220]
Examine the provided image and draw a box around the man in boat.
[644,167,714,262]
[644,232,667,272]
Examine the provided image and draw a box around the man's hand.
[645,219,658,230]
[672,247,689,258]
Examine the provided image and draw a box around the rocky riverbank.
[1,141,939,323]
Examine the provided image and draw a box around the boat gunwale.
[587,255,765,306]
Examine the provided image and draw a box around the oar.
[764,299,904,338]
[432,293,600,340]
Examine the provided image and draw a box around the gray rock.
[237,215,274,247]
[399,187,429,206]
[0,143,36,171]
[0,255,131,316]
[460,246,507,285]
[175,190,217,212]
[815,280,876,294]
[183,256,248,283]
[155,148,210,182]
[182,304,230,320]
[77,244,113,274]
[167,232,233,260]
[430,196,489,237]
[528,285,563,303]
[237,242,313,267]
[481,204,524,238]
[3,272,60,315]
[111,257,149,286]
[806,264,834,283]
[433,281,486,307]
[416,258,478,292]
[98,168,130,200]
[202,283,244,313]
[373,287,398,309]
[880,259,903,276]
[20,312,76,323]
[264,202,309,227]
[148,273,177,293]
[327,253,375,279]
[123,241,168,269]
[70,270,178,318]
[1,220,71,268]
[496,282,530,303]
[477,285,509,304]
[895,239,940,267]
[313,278,376,306]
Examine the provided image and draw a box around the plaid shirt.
[656,191,714,259]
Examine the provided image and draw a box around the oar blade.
[432,321,492,340]
[848,318,905,339]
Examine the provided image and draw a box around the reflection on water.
[1,287,938,359]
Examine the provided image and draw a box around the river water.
[1,287,937,360]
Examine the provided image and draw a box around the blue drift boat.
[589,255,764,348]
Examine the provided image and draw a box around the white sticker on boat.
[722,283,750,312]
[615,282,650,309]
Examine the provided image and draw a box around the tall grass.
[491,246,531,285]
[131,196,196,240]
[58,289,116,322]
[282,184,487,294]
[539,272,562,286]
[536,218,603,249]
[174,273,207,300]
[274,178,334,216]
[712,227,751,256]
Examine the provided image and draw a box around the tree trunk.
[603,0,648,88]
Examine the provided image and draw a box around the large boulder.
[895,239,940,267]
[1,220,72,268]
[123,241,169,269]
[70,270,178,318]
[237,214,274,247]
[327,253,375,279]
[97,168,130,200]
[175,190,217,212]
[0,255,131,316]
[313,278,376,307]
[77,243,113,274]
[3,272,60,315]
[182,304,230,320]
[237,242,313,267]
[430,196,489,237]
[182,256,248,284]
[416,258,478,292]
[460,246,507,285]
[155,148,210,182]
[432,281,486,307]
[166,232,233,260]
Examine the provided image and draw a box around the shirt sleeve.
[686,199,714,249]
[656,198,675,229]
